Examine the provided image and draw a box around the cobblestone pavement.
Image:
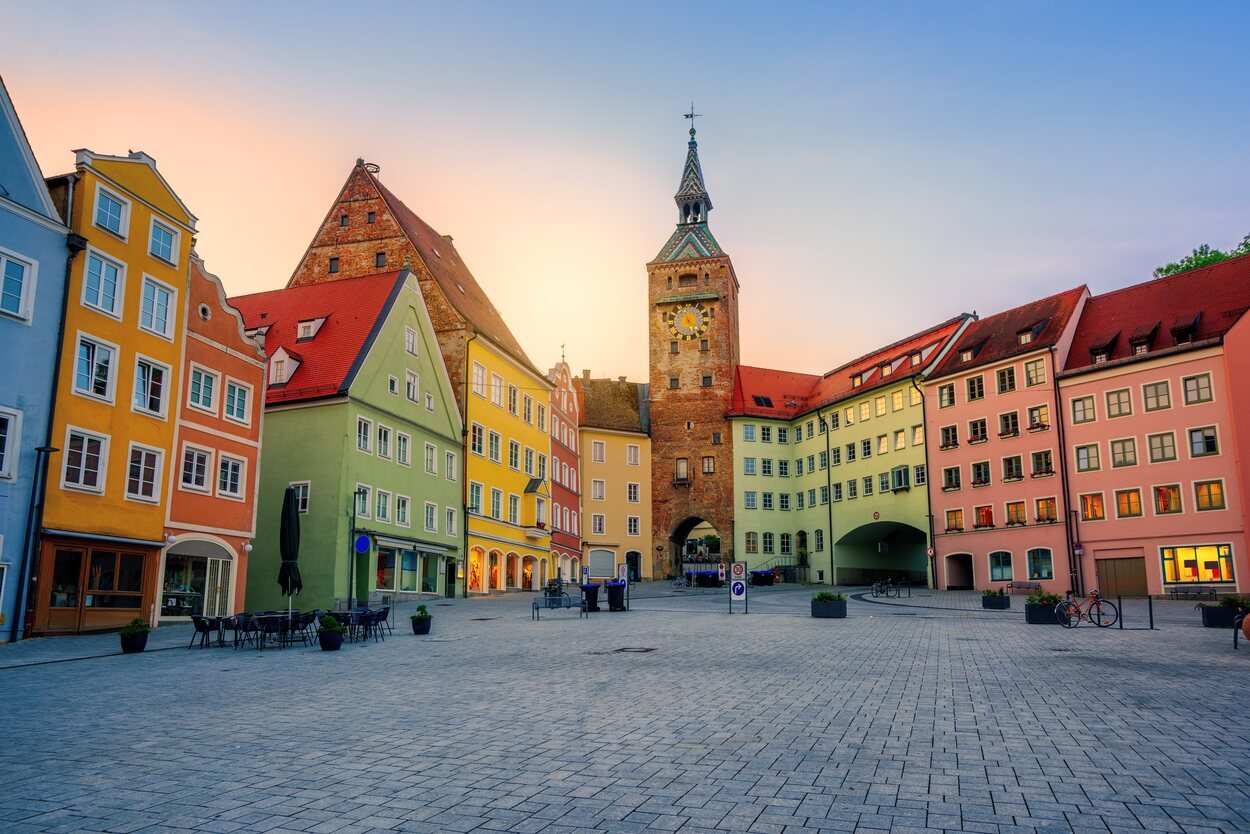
[1,584,1248,833]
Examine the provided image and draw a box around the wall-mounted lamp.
[243,542,253,553]
[165,533,177,545]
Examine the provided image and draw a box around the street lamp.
[350,487,369,609]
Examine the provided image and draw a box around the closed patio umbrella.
[277,486,302,621]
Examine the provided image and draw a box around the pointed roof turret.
[653,114,725,264]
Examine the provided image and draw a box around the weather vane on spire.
[684,101,701,137]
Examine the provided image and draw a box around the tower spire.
[675,106,711,226]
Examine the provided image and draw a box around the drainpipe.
[16,175,84,641]
[461,332,477,598]
[820,411,834,585]
[911,374,937,589]
[1049,345,1081,595]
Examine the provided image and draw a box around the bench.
[532,593,587,620]
[1006,581,1042,595]
[1169,586,1218,601]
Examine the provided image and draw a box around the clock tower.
[648,122,741,576]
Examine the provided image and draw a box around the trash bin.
[780,565,797,584]
[580,583,601,613]
[606,580,627,612]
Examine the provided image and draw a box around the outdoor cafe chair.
[376,606,393,635]
[231,613,257,650]
[188,615,215,649]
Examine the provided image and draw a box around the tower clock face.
[668,303,710,340]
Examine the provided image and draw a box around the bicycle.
[670,573,691,589]
[1055,588,1119,628]
[871,578,899,599]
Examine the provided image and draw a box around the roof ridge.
[232,269,403,304]
[1091,251,1250,302]
[822,314,968,378]
[971,285,1087,325]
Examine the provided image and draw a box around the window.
[778,459,790,477]
[627,444,640,466]
[395,496,410,527]
[762,533,775,554]
[507,440,520,470]
[966,376,984,401]
[942,467,961,490]
[592,514,606,535]
[846,443,856,462]
[1036,497,1057,523]
[1030,450,1052,475]
[367,211,376,224]
[471,362,487,397]
[997,367,1016,394]
[189,367,217,412]
[1006,501,1026,526]
[910,386,922,406]
[1189,427,1219,457]
[83,251,123,316]
[1143,381,1171,411]
[998,412,1019,436]
[625,482,640,504]
[0,250,32,319]
[974,505,994,528]
[374,252,387,269]
[376,425,391,459]
[875,396,887,417]
[702,456,715,475]
[914,465,927,486]
[989,551,1013,582]
[831,483,842,501]
[971,461,990,486]
[894,429,906,451]
[397,434,410,466]
[627,516,640,536]
[941,425,959,448]
[1071,396,1095,423]
[469,423,484,456]
[490,488,502,519]
[139,277,174,337]
[1075,444,1100,472]
[778,427,789,444]
[844,406,854,425]
[1024,359,1046,387]
[587,440,606,464]
[537,454,547,480]
[807,420,816,438]
[125,445,161,502]
[489,374,505,407]
[891,391,904,412]
[405,371,419,402]
[1183,374,1212,404]
[424,442,438,474]
[779,493,791,511]
[523,447,535,475]
[401,327,418,357]
[1106,389,1132,418]
[1002,456,1023,481]
[327,256,340,274]
[861,439,872,458]
[507,385,518,415]
[877,435,888,455]
[944,509,964,531]
[938,384,955,408]
[674,457,689,482]
[536,404,546,431]
[1195,480,1226,511]
[591,479,606,501]
[1115,489,1143,518]
[217,455,243,498]
[701,373,712,387]
[890,466,910,491]
[224,381,249,423]
[761,426,773,443]
[446,450,458,480]
[1027,548,1054,580]
[762,492,774,510]
[132,358,167,416]
[290,482,310,513]
[743,491,757,510]
[74,336,115,401]
[94,186,127,237]
[761,459,773,477]
[1162,544,1234,584]
[1148,432,1177,462]
[181,447,210,491]
[1154,485,1182,514]
[780,533,793,555]
[1110,438,1136,467]
[375,490,391,522]
[859,402,870,422]
[1027,405,1049,429]
[467,482,482,515]
[815,530,825,551]
[446,507,458,535]
[149,218,178,264]
[743,425,757,442]
[488,430,501,463]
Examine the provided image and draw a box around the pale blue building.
[0,76,72,641]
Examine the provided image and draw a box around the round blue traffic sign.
[354,534,372,554]
[731,581,746,596]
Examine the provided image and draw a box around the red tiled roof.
[364,168,538,375]
[929,286,1087,379]
[229,272,404,404]
[728,317,967,419]
[1064,254,1250,373]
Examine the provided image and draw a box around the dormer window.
[1133,343,1148,356]
[851,374,862,388]
[1088,331,1119,365]
[296,317,327,342]
[959,350,973,362]
[274,359,285,380]
[751,395,774,408]
[1128,321,1158,356]
[881,364,892,378]
[268,347,301,388]
[910,352,922,366]
[1171,312,1200,346]
[1093,352,1109,365]
[1017,331,1033,345]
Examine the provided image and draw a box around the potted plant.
[318,613,346,651]
[982,588,1010,610]
[410,604,433,635]
[1024,592,1063,624]
[119,618,151,653]
[811,591,847,619]
[1198,595,1249,628]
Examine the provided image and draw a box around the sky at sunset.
[5,1,1250,379]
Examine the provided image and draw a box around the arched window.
[989,551,1013,582]
[745,532,758,553]
[1027,548,1053,581]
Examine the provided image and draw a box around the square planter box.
[811,600,847,618]
[1024,603,1060,625]
[1200,606,1241,629]
[982,595,1010,610]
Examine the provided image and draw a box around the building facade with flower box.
[1058,256,1250,597]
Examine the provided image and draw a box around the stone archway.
[668,517,722,576]
[945,553,974,590]
[834,521,927,586]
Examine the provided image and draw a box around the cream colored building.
[575,374,653,581]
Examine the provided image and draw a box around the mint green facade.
[732,378,937,586]
[248,277,463,610]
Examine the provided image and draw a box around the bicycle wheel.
[872,584,881,598]
[1055,601,1077,628]
[1090,599,1119,628]
[888,584,900,598]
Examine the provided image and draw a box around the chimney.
[618,376,627,383]
[442,234,454,244]
[582,369,591,380]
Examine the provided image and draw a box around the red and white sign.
[926,547,935,557]
[731,561,746,580]
[718,563,726,581]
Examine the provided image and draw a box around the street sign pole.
[729,561,748,613]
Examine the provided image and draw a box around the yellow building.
[35,151,195,634]
[575,374,653,581]
[464,337,554,592]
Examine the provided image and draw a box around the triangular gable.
[654,223,724,263]
[78,150,197,229]
[0,76,61,221]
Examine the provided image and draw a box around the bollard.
[1118,595,1123,630]
[1148,596,1154,630]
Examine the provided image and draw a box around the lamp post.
[818,413,834,586]
[350,486,368,609]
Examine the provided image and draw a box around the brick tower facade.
[648,126,740,576]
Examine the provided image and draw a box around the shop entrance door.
[161,541,234,620]
[445,559,457,597]
[1096,557,1147,597]
[44,547,84,633]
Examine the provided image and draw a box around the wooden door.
[1096,557,1147,597]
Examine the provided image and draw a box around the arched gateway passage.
[834,521,928,586]
[668,516,722,576]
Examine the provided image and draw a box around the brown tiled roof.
[574,376,647,433]
[362,167,538,374]
[929,287,1087,379]
[1064,254,1250,373]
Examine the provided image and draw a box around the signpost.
[617,562,630,610]
[581,566,589,585]
[717,562,726,582]
[729,561,748,613]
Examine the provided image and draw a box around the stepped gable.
[1064,253,1250,373]
[929,287,1087,379]
[230,271,404,404]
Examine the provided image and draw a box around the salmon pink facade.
[162,257,265,621]
[1059,256,1250,596]
[925,287,1088,593]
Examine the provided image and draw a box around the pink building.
[925,287,1089,592]
[1059,256,1250,596]
[548,360,583,583]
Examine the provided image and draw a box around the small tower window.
[668,376,680,390]
[670,341,679,355]
[328,257,340,274]
[367,211,377,224]
[375,252,387,268]
[701,374,713,387]
[700,339,709,352]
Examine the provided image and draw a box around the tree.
[1154,234,1250,278]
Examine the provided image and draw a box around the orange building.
[161,257,265,621]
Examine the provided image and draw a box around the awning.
[375,535,450,555]
[43,529,166,549]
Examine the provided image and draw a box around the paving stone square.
[1,585,1248,833]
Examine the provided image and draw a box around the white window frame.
[446,507,458,535]
[355,483,372,519]
[0,245,37,322]
[405,370,419,403]
[592,440,606,463]
[131,353,171,419]
[396,432,411,467]
[424,500,438,532]
[188,363,221,415]
[627,516,640,536]
[376,423,392,460]
[0,407,22,480]
[179,443,213,493]
[471,361,487,397]
[72,331,119,404]
[124,442,163,504]
[592,479,606,501]
[395,495,411,527]
[592,514,606,535]
[424,442,438,475]
[93,182,130,240]
[216,453,246,500]
[490,373,505,407]
[469,422,485,456]
[446,450,458,480]
[627,482,640,503]
[61,426,110,491]
[223,378,253,426]
[138,275,178,343]
[404,326,418,356]
[289,480,311,514]
[81,246,126,319]
[375,489,392,523]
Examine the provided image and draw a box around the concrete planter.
[1199,606,1240,629]
[982,595,1010,610]
[811,600,847,619]
[1024,603,1060,625]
